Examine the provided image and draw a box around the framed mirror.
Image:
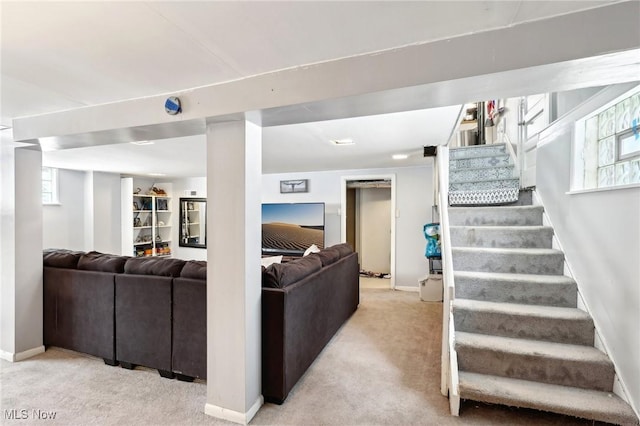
[179,198,207,248]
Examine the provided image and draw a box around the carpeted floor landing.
[0,287,613,425]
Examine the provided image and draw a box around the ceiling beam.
[12,1,640,146]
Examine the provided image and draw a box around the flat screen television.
[262,202,325,256]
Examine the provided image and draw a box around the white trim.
[394,285,419,293]
[340,174,396,290]
[0,345,45,362]
[566,183,640,195]
[532,190,636,411]
[204,395,263,425]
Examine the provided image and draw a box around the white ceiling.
[1,1,620,175]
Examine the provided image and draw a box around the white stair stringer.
[448,187,639,424]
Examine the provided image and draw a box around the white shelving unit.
[121,178,173,257]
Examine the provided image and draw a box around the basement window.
[42,167,59,205]
[574,86,640,190]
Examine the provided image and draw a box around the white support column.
[204,119,263,425]
[0,138,44,362]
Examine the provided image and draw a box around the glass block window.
[578,86,640,189]
[42,167,59,204]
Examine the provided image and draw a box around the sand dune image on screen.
[262,203,325,251]
[262,223,324,251]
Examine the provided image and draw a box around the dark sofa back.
[172,260,207,379]
[115,257,186,373]
[43,250,123,362]
[262,249,359,403]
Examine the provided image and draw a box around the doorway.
[341,175,396,289]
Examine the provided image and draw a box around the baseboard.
[0,345,45,362]
[394,286,419,293]
[204,395,263,425]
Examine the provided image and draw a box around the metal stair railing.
[435,145,460,415]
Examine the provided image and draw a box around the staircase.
[449,143,519,206]
[447,144,639,425]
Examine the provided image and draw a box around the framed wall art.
[280,179,308,193]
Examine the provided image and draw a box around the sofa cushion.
[78,251,128,273]
[181,260,207,280]
[262,254,322,288]
[124,257,186,277]
[43,249,83,269]
[312,248,340,266]
[330,243,354,258]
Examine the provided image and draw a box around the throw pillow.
[303,244,320,257]
[261,255,283,268]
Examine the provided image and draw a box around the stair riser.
[449,207,543,226]
[450,145,507,159]
[451,227,553,249]
[454,277,577,308]
[456,345,614,391]
[452,250,564,275]
[450,166,515,183]
[450,179,519,192]
[450,155,511,170]
[453,308,594,345]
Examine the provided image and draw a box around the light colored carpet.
[0,288,607,425]
[359,276,391,290]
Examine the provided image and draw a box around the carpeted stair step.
[450,178,519,192]
[449,165,515,183]
[455,332,614,391]
[453,299,594,345]
[449,205,543,226]
[454,271,577,307]
[450,154,511,170]
[450,225,553,248]
[452,247,564,275]
[449,143,507,159]
[458,372,640,426]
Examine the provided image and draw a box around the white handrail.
[436,145,459,415]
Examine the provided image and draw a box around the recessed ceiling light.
[148,173,166,177]
[130,140,155,146]
[392,154,409,160]
[330,138,355,146]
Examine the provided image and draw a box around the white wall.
[553,86,604,120]
[91,172,122,254]
[171,177,207,261]
[535,88,640,413]
[359,187,391,273]
[42,169,86,250]
[263,164,433,287]
[43,169,121,253]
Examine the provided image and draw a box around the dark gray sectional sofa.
[43,244,359,399]
[43,249,202,380]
